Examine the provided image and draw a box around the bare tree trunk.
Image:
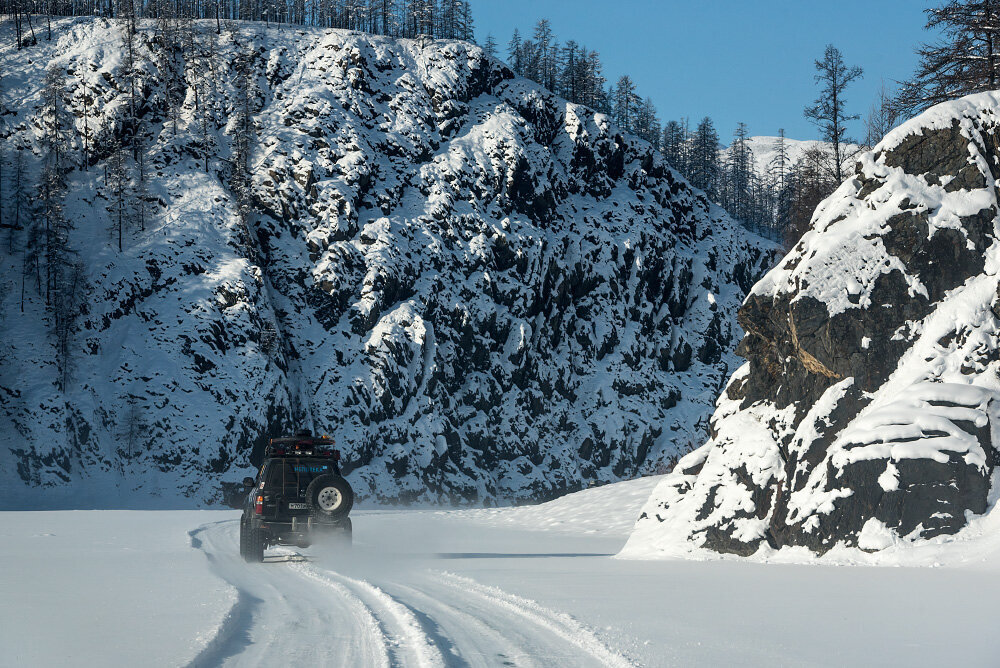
[25,11,37,45]
[988,0,997,89]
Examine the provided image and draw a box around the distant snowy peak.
[624,91,1000,558]
[0,19,777,507]
[725,136,861,177]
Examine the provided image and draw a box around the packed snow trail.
[188,521,391,667]
[189,519,634,667]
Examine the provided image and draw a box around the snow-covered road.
[186,516,632,667]
[188,517,632,667]
[3,477,1000,667]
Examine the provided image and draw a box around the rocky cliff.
[624,92,1000,557]
[0,19,774,507]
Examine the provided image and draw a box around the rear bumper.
[259,517,348,546]
[259,516,349,533]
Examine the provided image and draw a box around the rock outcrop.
[625,92,1000,557]
[0,19,775,506]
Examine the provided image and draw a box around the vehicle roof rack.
[265,435,339,459]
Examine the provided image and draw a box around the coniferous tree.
[10,150,28,256]
[482,33,497,58]
[634,97,660,146]
[724,122,754,224]
[52,257,86,392]
[105,136,132,252]
[865,80,901,148]
[661,119,687,172]
[38,69,83,391]
[581,49,607,111]
[118,16,141,159]
[898,0,1000,113]
[460,1,475,41]
[769,128,793,239]
[804,44,863,184]
[229,41,258,244]
[786,146,837,247]
[38,67,73,305]
[612,74,638,133]
[560,40,580,101]
[40,67,72,175]
[689,116,720,199]
[532,19,556,91]
[118,395,147,462]
[507,29,523,75]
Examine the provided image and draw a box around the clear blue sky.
[473,0,934,143]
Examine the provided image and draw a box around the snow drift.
[0,19,775,506]
[625,91,1000,558]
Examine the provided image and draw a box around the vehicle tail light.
[255,495,263,515]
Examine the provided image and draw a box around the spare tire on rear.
[305,475,354,520]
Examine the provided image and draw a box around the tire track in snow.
[187,523,262,667]
[189,520,389,667]
[384,583,539,668]
[293,563,444,668]
[191,520,633,667]
[431,571,636,668]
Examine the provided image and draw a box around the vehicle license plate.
[288,503,308,510]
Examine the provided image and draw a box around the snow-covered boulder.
[0,19,775,506]
[625,92,1000,557]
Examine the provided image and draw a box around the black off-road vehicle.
[239,430,354,562]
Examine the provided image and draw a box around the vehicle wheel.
[305,475,354,520]
[243,523,265,563]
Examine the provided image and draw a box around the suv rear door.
[266,458,336,514]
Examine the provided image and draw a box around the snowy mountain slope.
[625,91,1000,558]
[736,135,860,176]
[444,474,663,537]
[0,18,776,507]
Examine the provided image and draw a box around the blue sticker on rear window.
[293,465,328,473]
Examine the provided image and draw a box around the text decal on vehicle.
[293,465,328,473]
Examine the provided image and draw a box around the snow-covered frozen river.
[2,478,999,667]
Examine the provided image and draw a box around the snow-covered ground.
[3,478,999,667]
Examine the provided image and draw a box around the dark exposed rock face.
[0,20,776,506]
[625,93,1000,557]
